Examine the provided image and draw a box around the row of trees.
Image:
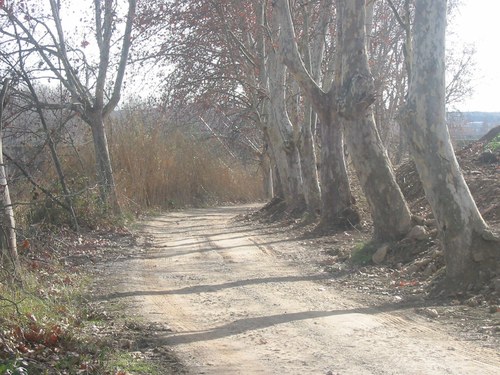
[0,0,498,290]
[135,0,497,289]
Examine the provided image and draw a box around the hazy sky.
[451,0,500,112]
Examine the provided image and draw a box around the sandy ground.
[105,205,500,375]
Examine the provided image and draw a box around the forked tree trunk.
[274,0,359,228]
[403,0,499,289]
[294,4,325,217]
[339,0,412,241]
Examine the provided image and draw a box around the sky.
[450,0,500,112]
[32,0,499,113]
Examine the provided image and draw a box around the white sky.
[450,0,500,112]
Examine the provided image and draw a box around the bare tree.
[1,0,137,213]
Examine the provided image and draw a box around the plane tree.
[274,0,412,240]
[401,0,499,290]
[134,0,306,208]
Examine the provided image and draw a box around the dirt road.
[108,206,499,374]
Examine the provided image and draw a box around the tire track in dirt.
[110,206,500,374]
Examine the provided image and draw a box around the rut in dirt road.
[109,206,500,375]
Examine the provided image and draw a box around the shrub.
[485,134,500,152]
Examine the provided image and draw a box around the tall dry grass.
[110,110,264,212]
[8,108,263,230]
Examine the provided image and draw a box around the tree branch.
[272,0,328,112]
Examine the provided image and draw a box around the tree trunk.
[272,164,284,200]
[293,4,324,217]
[261,143,273,200]
[87,111,121,214]
[254,1,291,204]
[273,0,359,228]
[262,125,289,201]
[339,0,412,241]
[267,46,303,207]
[317,107,358,227]
[0,79,19,271]
[403,0,499,289]
[298,103,321,216]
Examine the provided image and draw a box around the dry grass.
[110,110,264,212]
[7,108,263,230]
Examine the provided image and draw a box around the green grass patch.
[108,352,162,375]
[485,134,500,152]
[350,241,379,265]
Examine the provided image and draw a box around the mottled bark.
[317,107,358,226]
[403,0,498,289]
[295,3,327,216]
[339,0,412,241]
[267,47,303,205]
[274,0,359,227]
[261,143,273,200]
[253,2,289,203]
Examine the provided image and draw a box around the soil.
[90,204,499,375]
[86,139,499,374]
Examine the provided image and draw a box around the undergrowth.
[350,241,379,266]
[485,134,500,152]
[7,106,263,231]
[0,260,162,374]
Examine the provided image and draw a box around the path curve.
[109,206,500,374]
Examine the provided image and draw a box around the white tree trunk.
[299,102,322,215]
[0,79,19,271]
[267,48,303,205]
[339,0,412,240]
[404,0,498,289]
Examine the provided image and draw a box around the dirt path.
[107,206,499,374]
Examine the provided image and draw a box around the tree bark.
[296,3,326,217]
[267,48,303,206]
[274,0,359,228]
[339,0,412,241]
[403,0,499,289]
[0,79,19,271]
[261,141,273,200]
[87,110,120,214]
[317,107,358,227]
[298,102,322,215]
